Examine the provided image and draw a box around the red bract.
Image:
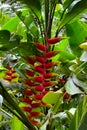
[23,98,32,104]
[6,71,12,76]
[44,62,54,69]
[46,51,58,58]
[30,112,45,118]
[11,74,18,79]
[36,42,47,51]
[4,76,12,81]
[23,106,32,112]
[35,94,43,100]
[31,102,40,108]
[35,85,44,91]
[47,37,62,45]
[35,66,44,74]
[25,79,34,86]
[25,89,33,96]
[25,69,34,77]
[35,56,46,63]
[26,57,35,65]
[34,76,44,83]
[30,120,42,126]
[43,81,51,87]
[11,69,16,73]
[42,91,48,95]
[44,73,52,79]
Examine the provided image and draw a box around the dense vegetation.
[0,0,87,130]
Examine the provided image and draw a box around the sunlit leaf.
[2,16,20,31]
[65,21,87,56]
[11,116,24,130]
[69,96,87,130]
[65,78,83,95]
[59,0,87,30]
[42,91,62,104]
[63,0,74,9]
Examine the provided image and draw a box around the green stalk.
[44,0,49,38]
[0,82,36,130]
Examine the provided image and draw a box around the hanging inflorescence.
[21,37,63,126]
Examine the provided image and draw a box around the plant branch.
[0,82,37,130]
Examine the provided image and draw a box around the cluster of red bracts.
[4,66,18,82]
[22,37,62,126]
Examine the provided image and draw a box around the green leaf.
[65,78,83,95]
[17,0,41,11]
[58,51,75,61]
[59,0,87,30]
[0,30,10,43]
[11,116,24,130]
[65,21,87,56]
[2,16,20,32]
[79,113,87,130]
[69,96,87,130]
[63,0,74,9]
[42,91,62,105]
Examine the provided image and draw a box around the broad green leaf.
[59,0,87,30]
[2,16,20,32]
[42,91,62,104]
[0,30,10,43]
[63,0,74,9]
[16,0,41,11]
[72,75,87,92]
[65,21,87,56]
[78,113,87,130]
[58,51,75,61]
[65,78,83,95]
[69,96,87,130]
[11,116,24,130]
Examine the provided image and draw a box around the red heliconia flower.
[35,85,44,91]
[47,37,62,45]
[30,112,45,117]
[25,79,34,86]
[44,62,54,69]
[4,76,12,81]
[36,42,47,51]
[43,81,51,87]
[34,76,44,83]
[26,57,35,66]
[44,73,52,79]
[35,94,43,100]
[45,51,58,58]
[23,98,32,104]
[30,119,42,126]
[25,69,34,77]
[25,89,33,96]
[11,74,18,79]
[35,66,44,74]
[31,102,41,108]
[35,56,46,63]
[6,66,12,70]
[42,91,48,95]
[11,68,16,73]
[22,106,32,112]
[6,71,12,76]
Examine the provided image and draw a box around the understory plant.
[0,0,87,130]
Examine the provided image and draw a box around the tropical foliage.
[0,0,87,130]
